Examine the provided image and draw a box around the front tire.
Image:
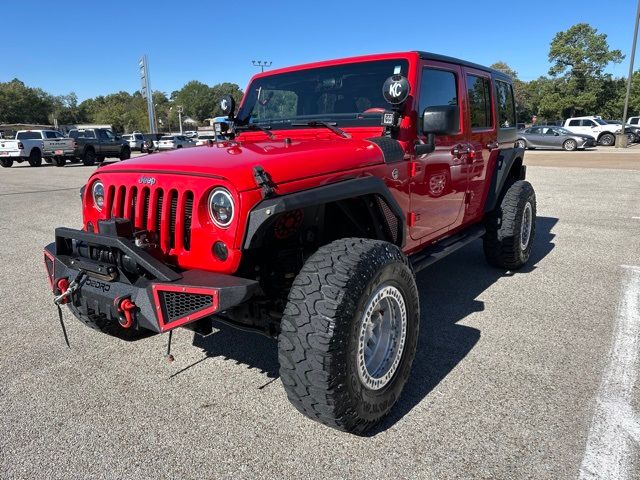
[483,180,536,269]
[599,133,615,146]
[278,238,420,434]
[563,139,577,151]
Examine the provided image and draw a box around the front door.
[409,61,469,241]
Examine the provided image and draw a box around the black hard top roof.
[416,51,513,82]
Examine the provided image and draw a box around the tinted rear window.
[495,80,515,129]
[16,131,42,140]
[467,75,492,129]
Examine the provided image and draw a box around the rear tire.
[563,139,577,151]
[28,149,42,167]
[514,139,526,149]
[599,133,615,146]
[483,180,536,270]
[82,149,96,166]
[119,147,131,160]
[0,158,13,168]
[278,238,420,434]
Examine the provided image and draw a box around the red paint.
[78,51,511,273]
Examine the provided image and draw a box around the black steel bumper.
[44,226,258,336]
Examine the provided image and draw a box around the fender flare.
[242,177,405,249]
[484,147,526,213]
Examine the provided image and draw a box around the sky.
[1,0,638,100]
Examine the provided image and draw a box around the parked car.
[0,130,75,168]
[184,130,198,138]
[68,128,131,166]
[195,131,219,145]
[515,126,596,151]
[45,50,536,434]
[564,116,625,146]
[122,132,145,151]
[627,116,640,126]
[156,135,196,150]
[605,120,639,143]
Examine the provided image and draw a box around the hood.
[97,136,385,191]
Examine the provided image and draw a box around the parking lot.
[0,147,639,479]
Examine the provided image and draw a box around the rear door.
[462,67,497,219]
[409,60,469,240]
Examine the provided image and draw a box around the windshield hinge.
[253,166,277,199]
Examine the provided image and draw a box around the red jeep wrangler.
[45,51,535,433]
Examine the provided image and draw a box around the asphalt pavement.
[1,150,639,479]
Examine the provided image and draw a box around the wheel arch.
[484,148,526,213]
[242,177,405,250]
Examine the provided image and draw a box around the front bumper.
[44,225,258,336]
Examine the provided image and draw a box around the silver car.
[515,126,597,151]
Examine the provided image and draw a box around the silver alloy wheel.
[600,134,614,146]
[564,139,576,151]
[520,201,533,251]
[357,284,407,390]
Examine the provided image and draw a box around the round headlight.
[208,188,234,227]
[92,181,104,211]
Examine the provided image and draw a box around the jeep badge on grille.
[138,176,156,186]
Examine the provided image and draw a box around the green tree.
[0,79,53,124]
[547,23,624,117]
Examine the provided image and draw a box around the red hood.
[97,135,385,191]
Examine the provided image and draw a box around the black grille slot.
[155,190,164,232]
[116,186,126,217]
[159,291,213,324]
[141,188,149,230]
[129,186,137,225]
[183,192,193,251]
[169,191,178,249]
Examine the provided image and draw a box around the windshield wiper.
[291,121,350,139]
[235,123,276,140]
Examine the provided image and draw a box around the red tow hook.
[116,298,136,329]
[56,278,71,304]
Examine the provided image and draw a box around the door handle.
[452,144,470,158]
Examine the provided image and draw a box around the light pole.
[177,105,184,135]
[252,60,272,72]
[621,0,640,148]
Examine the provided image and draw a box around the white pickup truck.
[563,116,624,146]
[0,130,76,168]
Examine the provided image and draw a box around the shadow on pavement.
[183,216,558,431]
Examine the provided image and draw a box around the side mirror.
[422,105,460,136]
[415,105,460,156]
[220,95,236,119]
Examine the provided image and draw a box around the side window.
[418,68,459,133]
[582,120,596,127]
[530,127,542,134]
[568,120,580,127]
[630,118,639,125]
[97,130,109,140]
[495,80,515,129]
[467,75,492,129]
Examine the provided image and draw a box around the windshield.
[236,59,409,129]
